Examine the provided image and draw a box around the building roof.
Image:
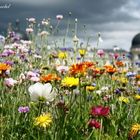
[131,33,140,49]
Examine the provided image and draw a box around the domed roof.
[131,33,140,49]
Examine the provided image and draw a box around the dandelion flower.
[61,77,79,88]
[118,96,129,104]
[134,95,140,100]
[58,52,67,59]
[34,113,52,128]
[129,123,140,138]
[79,49,86,57]
[86,86,96,91]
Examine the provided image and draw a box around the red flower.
[90,105,110,117]
[88,119,101,129]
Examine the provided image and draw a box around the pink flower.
[114,53,119,59]
[56,15,63,20]
[26,71,39,79]
[26,28,33,34]
[18,106,29,113]
[97,50,105,57]
[28,18,36,23]
[56,66,69,73]
[88,119,101,129]
[90,105,110,117]
[5,78,17,87]
[103,95,111,101]
[30,77,40,82]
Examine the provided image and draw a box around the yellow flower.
[86,86,95,91]
[79,49,86,56]
[118,96,129,104]
[119,77,128,84]
[134,95,140,100]
[34,113,52,128]
[58,52,67,59]
[129,123,140,138]
[61,77,79,87]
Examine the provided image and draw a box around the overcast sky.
[0,0,140,51]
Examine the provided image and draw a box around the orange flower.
[104,65,117,75]
[115,61,124,67]
[106,67,117,75]
[91,67,105,78]
[136,75,140,80]
[40,74,61,83]
[82,61,95,68]
[0,63,11,76]
[0,63,11,71]
[69,63,87,76]
[92,68,102,74]
[104,64,113,69]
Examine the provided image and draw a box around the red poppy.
[90,105,110,117]
[88,119,101,129]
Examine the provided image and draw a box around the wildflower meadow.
[0,16,140,140]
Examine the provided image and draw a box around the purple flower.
[126,72,136,77]
[18,106,30,113]
[138,88,140,94]
[92,83,96,86]
[3,49,15,56]
[4,61,14,66]
[9,32,16,38]
[115,89,121,94]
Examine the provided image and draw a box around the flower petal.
[28,82,44,101]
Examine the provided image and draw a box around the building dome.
[131,33,140,49]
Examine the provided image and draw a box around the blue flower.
[126,72,136,77]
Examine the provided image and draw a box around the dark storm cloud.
[0,0,140,50]
[0,0,130,25]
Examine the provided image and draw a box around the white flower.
[38,31,49,37]
[56,65,69,73]
[113,46,120,51]
[0,35,5,44]
[101,86,109,92]
[96,90,102,95]
[19,73,26,80]
[28,83,56,102]
[42,19,49,26]
[27,18,36,23]
[34,54,42,59]
[98,32,103,43]
[4,44,13,49]
[73,35,79,43]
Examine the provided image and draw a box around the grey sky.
[0,0,140,51]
